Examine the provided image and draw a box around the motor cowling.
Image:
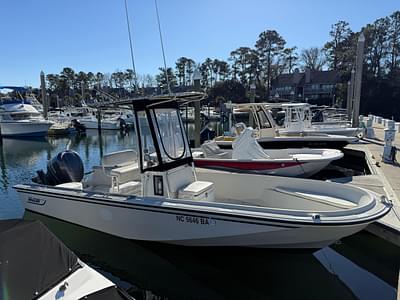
[200,126,216,144]
[33,150,84,185]
[71,119,86,133]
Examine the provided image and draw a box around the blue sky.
[0,0,398,87]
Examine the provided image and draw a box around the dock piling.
[193,68,201,147]
[40,71,48,119]
[352,33,365,128]
[97,108,102,134]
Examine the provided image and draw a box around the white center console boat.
[215,103,357,149]
[194,126,343,177]
[276,103,364,138]
[14,93,391,249]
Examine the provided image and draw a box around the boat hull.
[0,121,52,137]
[15,185,379,249]
[193,159,332,177]
[280,127,363,138]
[79,119,120,130]
[311,127,362,137]
[217,138,353,150]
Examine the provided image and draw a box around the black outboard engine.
[312,110,324,123]
[33,150,84,186]
[71,119,86,133]
[200,125,216,144]
[118,117,127,132]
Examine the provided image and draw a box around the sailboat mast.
[124,0,138,92]
[154,0,171,95]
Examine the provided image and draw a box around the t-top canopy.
[0,219,79,299]
[0,86,27,92]
[96,91,206,110]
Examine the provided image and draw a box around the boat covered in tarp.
[0,219,78,299]
[0,219,132,300]
[193,127,343,177]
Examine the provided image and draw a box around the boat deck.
[338,125,400,247]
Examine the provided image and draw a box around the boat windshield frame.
[232,104,276,130]
[134,100,193,173]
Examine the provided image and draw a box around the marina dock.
[340,122,400,247]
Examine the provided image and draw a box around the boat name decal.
[175,215,216,225]
[27,197,46,205]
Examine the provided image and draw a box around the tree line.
[34,10,400,118]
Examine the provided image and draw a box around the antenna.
[124,0,138,92]
[154,0,171,95]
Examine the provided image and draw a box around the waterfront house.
[271,68,339,105]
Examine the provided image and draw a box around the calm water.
[0,130,399,300]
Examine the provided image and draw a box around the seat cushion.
[179,181,214,196]
[178,181,215,201]
[110,181,141,195]
[56,182,83,190]
[110,163,140,183]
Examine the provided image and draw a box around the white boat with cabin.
[78,115,122,130]
[61,106,131,130]
[14,92,391,249]
[277,103,364,138]
[215,103,357,149]
[0,86,53,137]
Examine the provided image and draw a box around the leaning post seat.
[55,182,83,190]
[100,150,141,194]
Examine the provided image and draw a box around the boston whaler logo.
[27,197,46,205]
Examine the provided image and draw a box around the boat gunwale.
[14,183,391,228]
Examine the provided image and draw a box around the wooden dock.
[340,124,400,247]
[337,123,400,299]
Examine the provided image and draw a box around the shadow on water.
[24,211,398,300]
[331,231,400,287]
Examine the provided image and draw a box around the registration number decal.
[175,215,216,225]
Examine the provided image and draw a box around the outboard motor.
[312,110,324,123]
[118,117,127,132]
[200,124,216,144]
[71,119,86,133]
[33,150,84,186]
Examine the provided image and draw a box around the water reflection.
[330,232,399,287]
[0,138,55,218]
[0,131,136,218]
[315,245,396,299]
